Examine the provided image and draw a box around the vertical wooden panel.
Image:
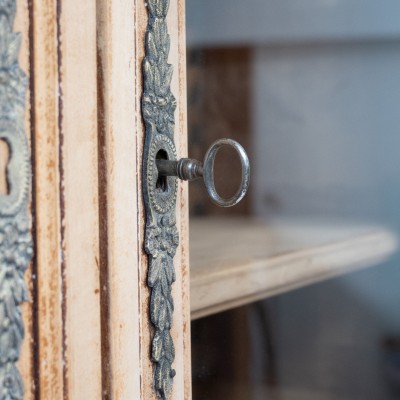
[176,2,192,397]
[31,0,64,397]
[96,0,142,398]
[19,0,190,397]
[169,0,191,398]
[59,0,102,397]
[135,1,150,397]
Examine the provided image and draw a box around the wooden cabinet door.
[2,1,399,399]
[0,0,191,398]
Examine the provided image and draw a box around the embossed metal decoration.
[142,0,178,398]
[0,1,33,399]
[141,0,251,397]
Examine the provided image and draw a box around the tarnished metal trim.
[142,0,178,398]
[0,1,33,399]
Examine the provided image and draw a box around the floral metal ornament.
[142,0,179,398]
[0,1,32,399]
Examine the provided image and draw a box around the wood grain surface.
[190,218,398,319]
[20,0,192,398]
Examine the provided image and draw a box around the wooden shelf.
[190,217,398,320]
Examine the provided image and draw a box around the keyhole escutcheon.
[0,139,10,195]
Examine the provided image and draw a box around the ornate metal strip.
[142,0,179,398]
[0,2,32,399]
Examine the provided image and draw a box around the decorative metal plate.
[0,2,33,399]
[142,0,178,398]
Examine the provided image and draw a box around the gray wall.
[187,0,400,47]
[253,41,400,226]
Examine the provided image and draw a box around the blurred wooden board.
[190,217,398,319]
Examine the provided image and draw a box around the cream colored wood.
[168,0,192,398]
[176,1,192,397]
[134,4,153,398]
[96,0,141,398]
[135,6,151,397]
[59,1,102,398]
[14,0,191,397]
[31,0,64,397]
[190,218,398,320]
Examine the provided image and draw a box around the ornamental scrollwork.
[0,1,32,399]
[142,0,179,398]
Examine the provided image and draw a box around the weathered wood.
[18,0,191,397]
[96,0,141,398]
[174,1,192,398]
[190,218,398,319]
[31,0,63,397]
[59,0,102,397]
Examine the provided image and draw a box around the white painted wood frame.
[16,0,192,398]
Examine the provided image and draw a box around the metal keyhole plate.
[146,135,178,215]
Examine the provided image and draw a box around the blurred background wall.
[187,1,400,398]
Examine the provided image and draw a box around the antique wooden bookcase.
[0,1,397,399]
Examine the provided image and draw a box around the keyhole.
[0,139,10,195]
[156,149,168,193]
